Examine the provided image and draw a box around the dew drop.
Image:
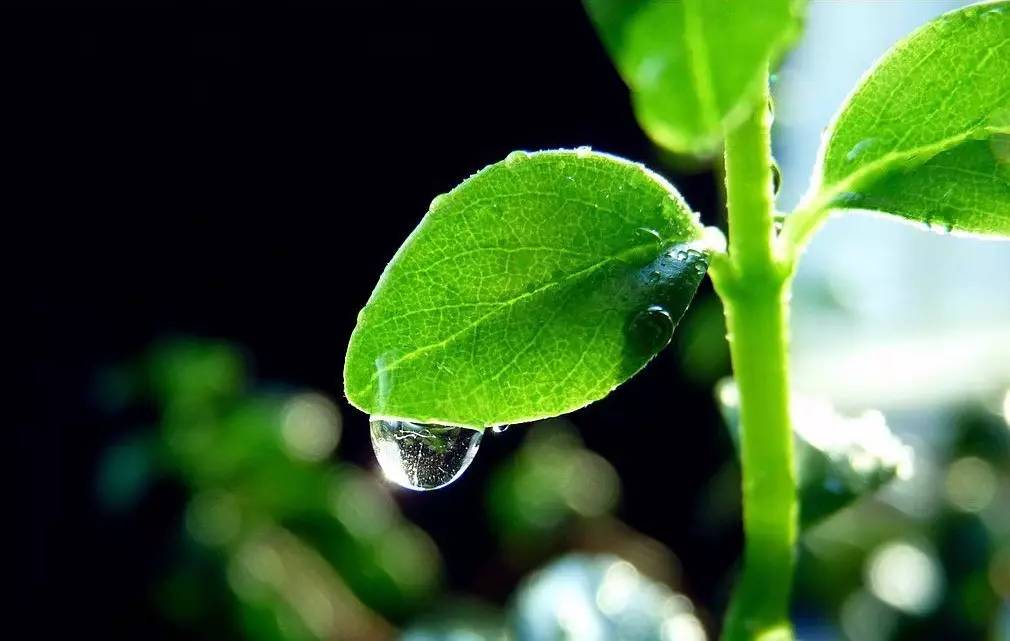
[492,424,510,434]
[636,227,662,241]
[629,305,675,355]
[575,145,592,158]
[428,193,447,211]
[770,159,782,195]
[845,138,876,162]
[504,150,529,166]
[370,418,483,491]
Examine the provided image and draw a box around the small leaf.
[584,0,806,156]
[807,1,1010,238]
[717,380,913,527]
[344,149,708,428]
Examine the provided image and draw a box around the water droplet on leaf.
[370,418,483,491]
[492,424,510,434]
[628,305,675,355]
[428,193,447,211]
[845,138,876,162]
[504,150,529,165]
[771,160,782,195]
[575,145,592,158]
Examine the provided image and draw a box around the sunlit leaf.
[806,1,1010,238]
[717,379,913,527]
[584,0,806,156]
[344,149,710,428]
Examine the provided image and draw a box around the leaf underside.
[811,1,1010,238]
[344,150,707,429]
[584,0,806,157]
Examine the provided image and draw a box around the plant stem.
[710,71,797,641]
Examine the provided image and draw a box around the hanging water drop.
[492,424,510,434]
[370,418,483,491]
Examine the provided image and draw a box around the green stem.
[710,71,797,641]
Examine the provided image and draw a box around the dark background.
[14,4,733,638]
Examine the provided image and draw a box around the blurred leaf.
[345,149,709,428]
[487,420,620,547]
[400,599,508,641]
[806,2,1010,237]
[717,379,913,527]
[95,432,156,511]
[584,0,806,156]
[149,339,246,406]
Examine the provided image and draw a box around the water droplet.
[628,305,675,355]
[428,193,447,211]
[846,138,876,162]
[575,145,592,158]
[635,227,661,241]
[633,228,664,258]
[504,150,529,166]
[770,160,782,195]
[370,419,483,491]
[492,424,510,434]
[673,249,689,261]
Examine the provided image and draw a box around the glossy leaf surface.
[345,150,708,428]
[809,2,1010,237]
[584,0,806,156]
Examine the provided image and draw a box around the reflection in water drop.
[370,419,483,491]
[492,424,510,434]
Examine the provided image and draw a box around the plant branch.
[710,70,798,641]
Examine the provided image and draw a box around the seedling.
[344,2,1009,639]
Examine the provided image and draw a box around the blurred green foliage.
[97,338,1010,640]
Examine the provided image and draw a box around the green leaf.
[717,380,913,528]
[807,1,1010,238]
[584,0,806,156]
[344,149,709,429]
